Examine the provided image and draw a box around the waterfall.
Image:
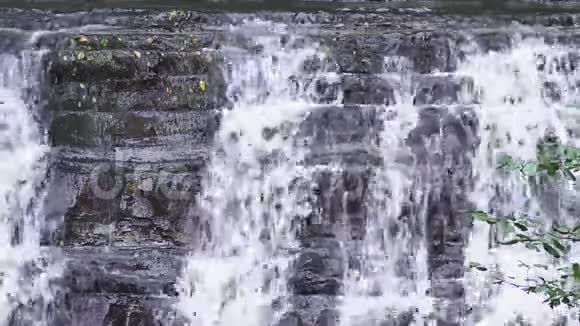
[174,18,580,326]
[338,72,434,325]
[176,20,334,326]
[461,36,580,325]
[0,35,60,325]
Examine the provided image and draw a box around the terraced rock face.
[2,5,580,326]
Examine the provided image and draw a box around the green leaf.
[533,264,549,270]
[522,162,539,175]
[499,219,515,234]
[525,243,540,252]
[514,222,528,231]
[526,286,537,293]
[549,297,561,308]
[199,80,207,92]
[553,226,570,235]
[562,244,572,255]
[467,210,499,224]
[499,239,520,245]
[516,233,533,241]
[545,162,560,176]
[551,238,566,252]
[542,242,562,258]
[99,38,109,48]
[518,260,530,268]
[497,154,514,169]
[563,168,576,181]
[76,35,90,44]
[537,285,551,295]
[572,263,580,282]
[469,262,488,271]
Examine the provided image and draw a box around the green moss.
[126,181,136,193]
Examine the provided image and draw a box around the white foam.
[339,96,433,324]
[0,52,59,325]
[459,37,580,326]
[176,21,332,326]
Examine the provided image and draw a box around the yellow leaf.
[77,51,85,60]
[77,35,90,44]
[199,80,207,92]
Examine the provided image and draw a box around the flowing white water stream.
[176,20,580,326]
[176,20,335,326]
[460,37,580,325]
[0,46,58,325]
[339,91,433,325]
[341,35,580,326]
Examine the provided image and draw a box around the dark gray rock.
[278,312,305,326]
[299,105,381,166]
[288,245,344,295]
[38,21,227,326]
[342,75,396,105]
[286,295,339,326]
[407,106,479,164]
[412,75,475,106]
[315,309,339,326]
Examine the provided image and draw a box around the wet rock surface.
[1,4,579,326]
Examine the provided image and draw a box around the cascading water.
[461,36,580,325]
[338,79,434,325]
[173,18,580,326]
[176,20,335,326]
[339,32,580,326]
[0,33,59,326]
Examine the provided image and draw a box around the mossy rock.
[50,50,138,84]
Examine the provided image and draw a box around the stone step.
[299,105,381,145]
[303,72,477,106]
[55,142,209,164]
[49,74,227,112]
[49,110,219,147]
[53,31,216,52]
[279,295,339,326]
[63,248,183,296]
[58,159,202,248]
[40,292,184,326]
[49,49,217,84]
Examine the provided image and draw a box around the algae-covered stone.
[50,50,138,84]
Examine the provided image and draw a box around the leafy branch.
[497,143,580,180]
[467,210,580,308]
[468,140,580,309]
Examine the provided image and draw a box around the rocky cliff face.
[1,5,579,326]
